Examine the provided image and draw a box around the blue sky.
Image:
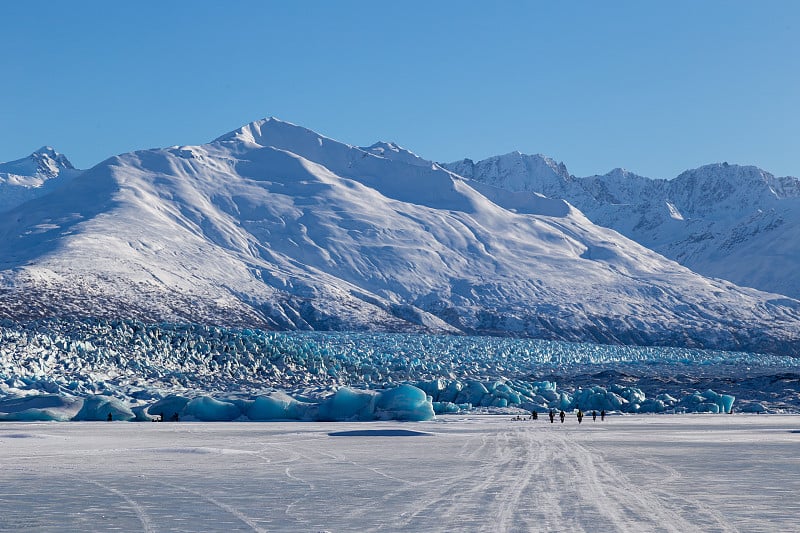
[1,1,797,178]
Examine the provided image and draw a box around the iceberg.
[246,392,298,421]
[184,396,241,421]
[375,384,435,421]
[318,387,378,422]
[0,394,82,421]
[73,395,135,421]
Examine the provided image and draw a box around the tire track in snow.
[385,427,498,531]
[389,421,735,532]
[563,429,737,532]
[84,478,155,533]
[159,480,267,533]
[624,453,739,532]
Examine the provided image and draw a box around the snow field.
[0,415,798,532]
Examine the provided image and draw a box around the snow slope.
[446,155,800,299]
[0,147,80,213]
[1,118,799,354]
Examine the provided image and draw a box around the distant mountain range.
[0,146,80,212]
[1,118,798,354]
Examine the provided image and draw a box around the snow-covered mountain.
[445,154,800,299]
[1,118,799,354]
[0,147,81,213]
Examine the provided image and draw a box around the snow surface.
[1,118,799,354]
[0,415,798,532]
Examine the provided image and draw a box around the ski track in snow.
[158,480,266,533]
[82,478,155,533]
[355,424,736,533]
[1,417,798,531]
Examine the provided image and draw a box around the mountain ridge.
[1,118,799,354]
[443,153,800,299]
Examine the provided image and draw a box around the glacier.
[0,320,797,421]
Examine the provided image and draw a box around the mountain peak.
[1,146,75,180]
[443,151,573,195]
[213,117,333,148]
[30,146,75,174]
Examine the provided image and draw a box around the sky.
[0,1,798,179]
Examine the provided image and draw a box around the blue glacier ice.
[0,394,81,421]
[0,320,797,417]
[73,395,135,421]
[245,392,299,420]
[184,396,241,421]
[318,387,378,421]
[375,384,435,421]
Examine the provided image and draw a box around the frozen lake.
[1,415,798,532]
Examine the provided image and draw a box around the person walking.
[600,409,606,421]
[559,410,565,423]
[592,410,597,422]
[549,410,555,423]
[577,409,583,424]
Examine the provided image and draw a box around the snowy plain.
[0,415,798,532]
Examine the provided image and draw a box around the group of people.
[512,409,606,423]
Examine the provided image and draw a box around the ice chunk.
[432,401,462,414]
[375,384,435,421]
[638,399,666,413]
[701,389,735,413]
[676,390,734,414]
[318,387,378,421]
[132,405,155,422]
[246,392,298,420]
[0,394,82,421]
[73,395,135,421]
[148,395,190,421]
[184,396,241,421]
[455,381,489,406]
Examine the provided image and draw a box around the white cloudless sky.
[1,0,797,178]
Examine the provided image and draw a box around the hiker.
[600,409,606,421]
[171,412,180,422]
[531,410,538,421]
[559,410,565,423]
[577,410,583,424]
[107,413,112,422]
[592,410,597,422]
[549,410,555,423]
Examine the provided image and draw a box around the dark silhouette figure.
[107,413,112,422]
[592,410,597,422]
[559,410,565,423]
[170,412,180,422]
[600,409,606,421]
[549,410,555,423]
[577,410,583,424]
[531,410,538,421]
